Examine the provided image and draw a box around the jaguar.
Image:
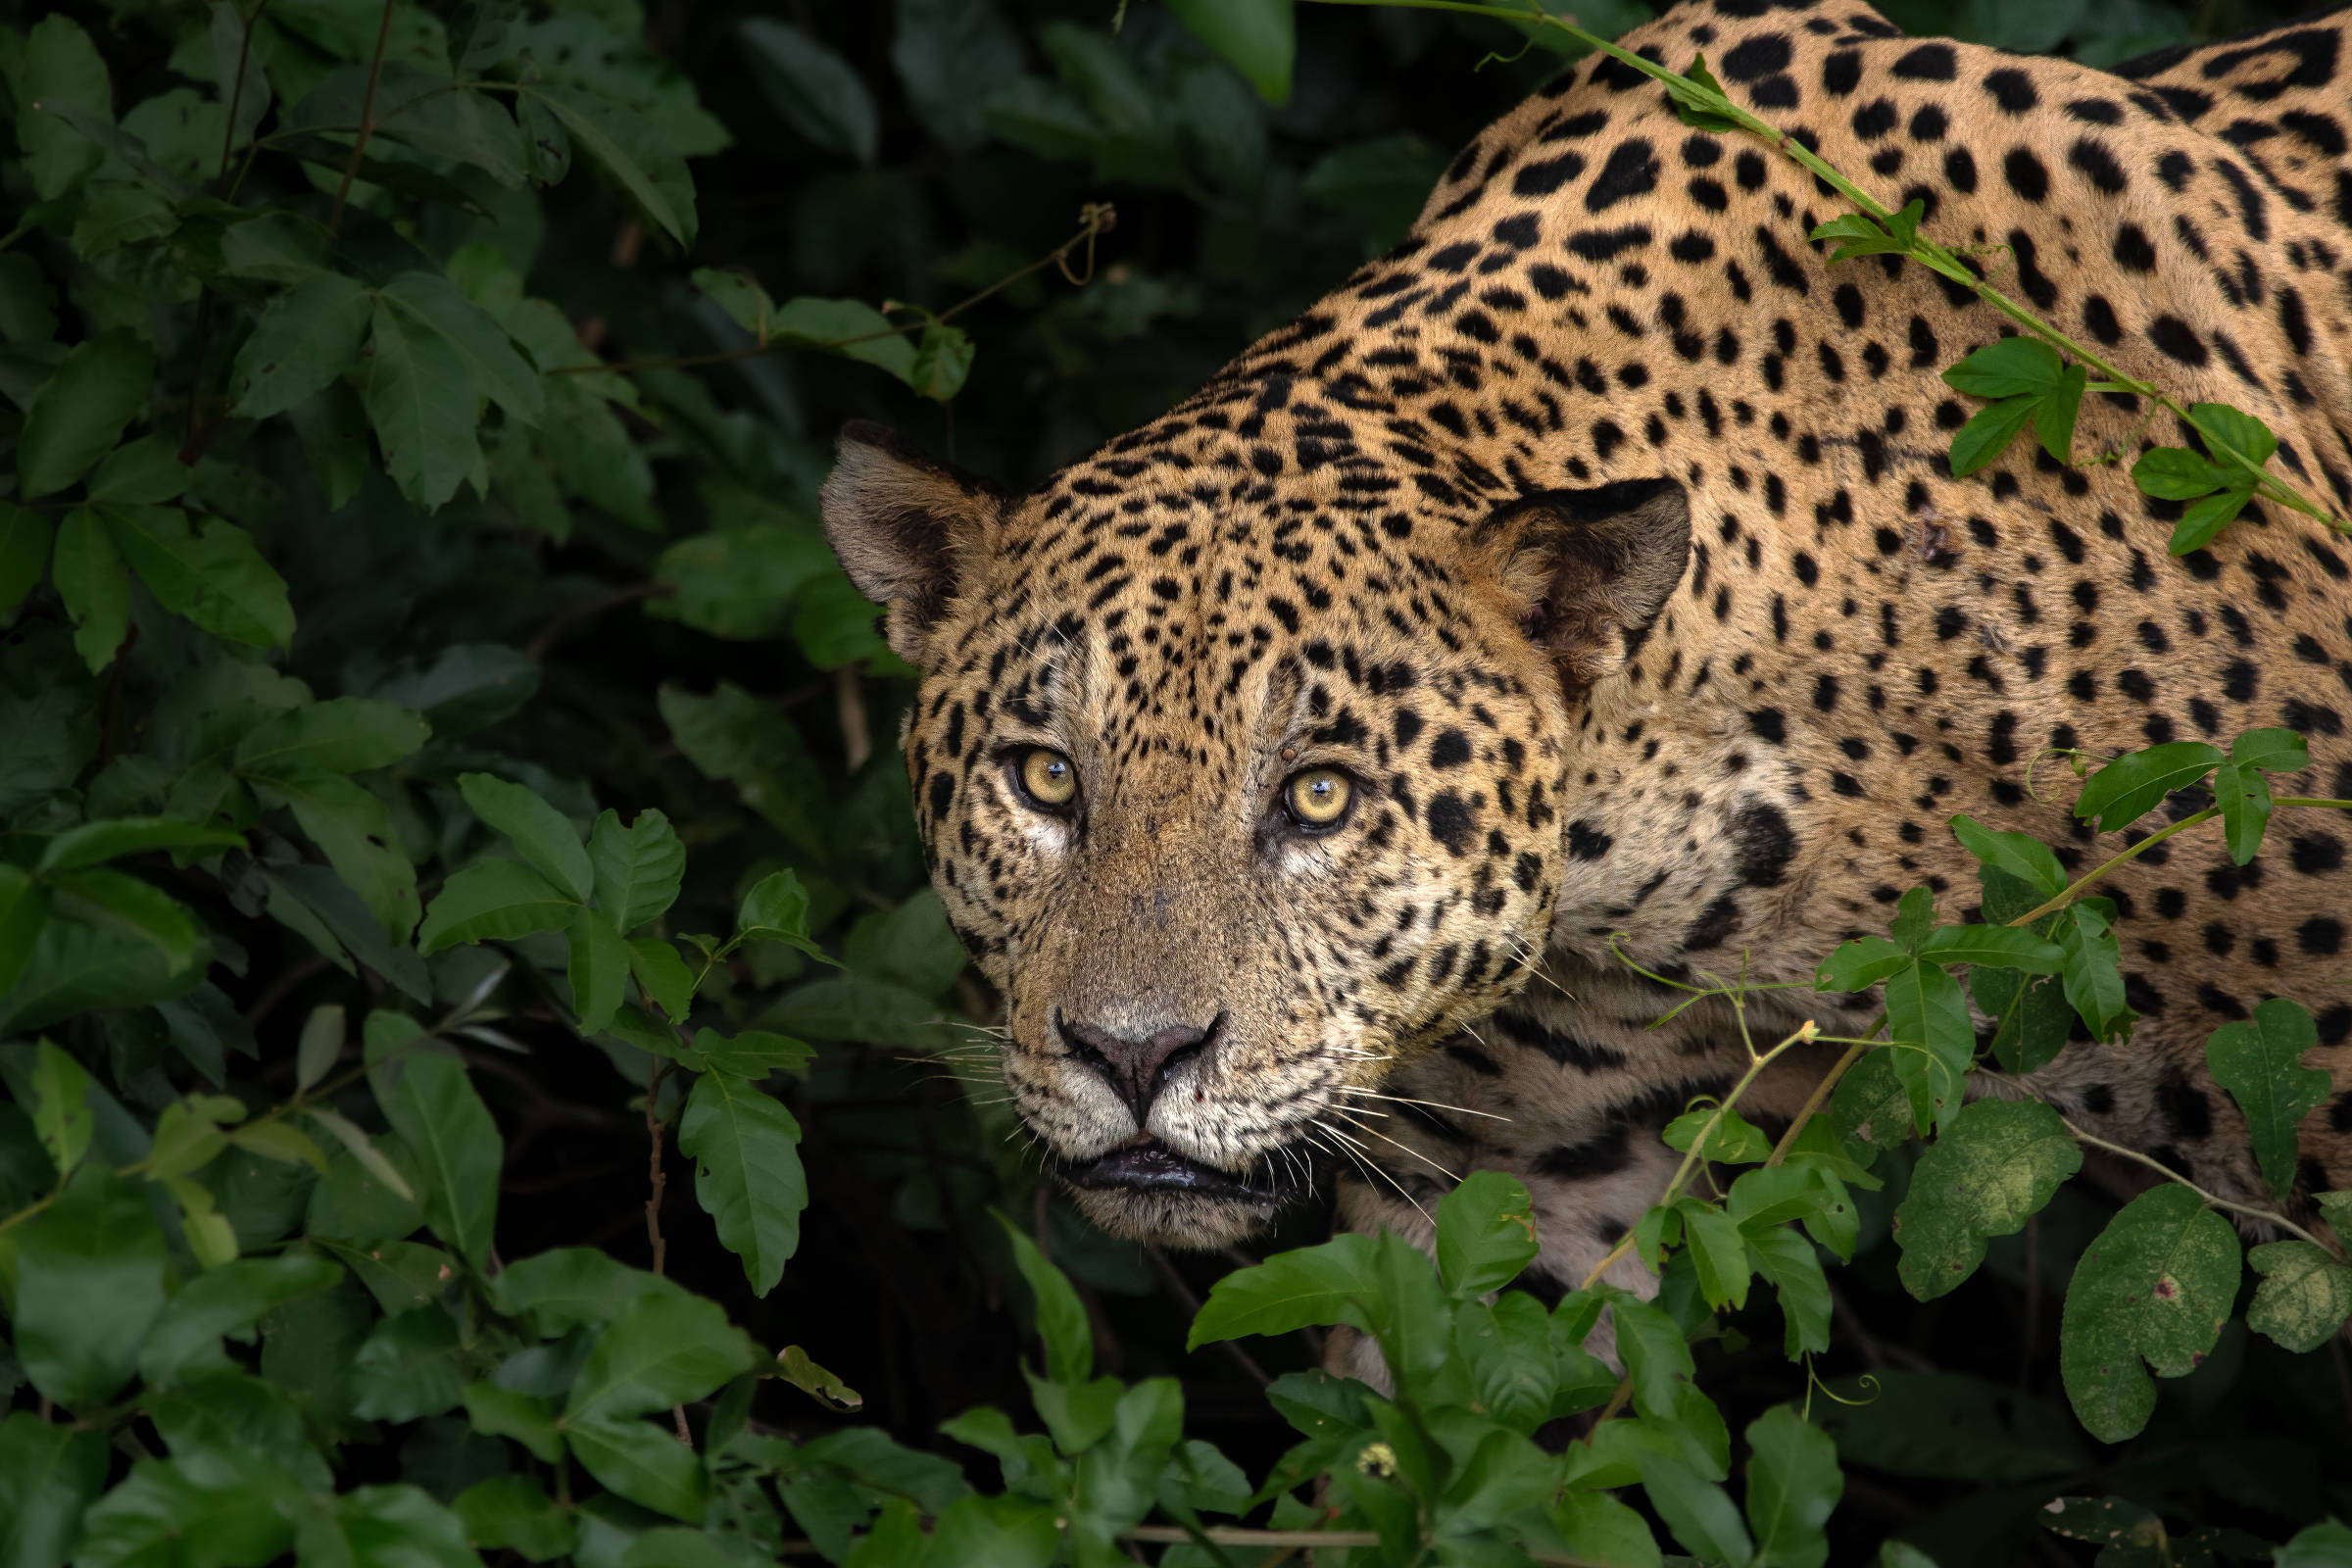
[819,0,2352,1358]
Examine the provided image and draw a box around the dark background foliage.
[3,0,2344,1561]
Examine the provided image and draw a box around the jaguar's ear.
[1474,478,1691,692]
[819,421,1005,665]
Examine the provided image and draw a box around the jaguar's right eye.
[1012,748,1079,811]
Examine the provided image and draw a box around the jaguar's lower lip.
[1059,1139,1273,1201]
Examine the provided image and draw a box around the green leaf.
[909,322,976,402]
[0,1410,109,1568]
[0,865,55,999]
[1810,211,1905,264]
[2073,741,2225,831]
[1188,1231,1376,1348]
[307,1107,419,1205]
[2185,400,2279,467]
[2058,1184,2240,1443]
[1748,1225,1833,1357]
[568,1414,710,1521]
[1665,52,1740,133]
[19,333,155,500]
[138,1252,343,1387]
[1917,922,2062,972]
[738,20,878,163]
[1663,1104,1773,1165]
[685,1028,815,1077]
[1433,1168,1541,1298]
[2205,997,2328,1200]
[2230,726,2310,774]
[2278,1520,2352,1567]
[772,297,918,387]
[690,268,775,336]
[417,859,577,954]
[228,272,371,420]
[2057,898,2133,1044]
[567,905,629,1032]
[379,1051,502,1269]
[564,1290,756,1419]
[627,938,699,1021]
[589,808,685,932]
[1611,1294,1696,1421]
[53,507,130,672]
[1975,968,2073,1075]
[38,816,244,872]
[96,503,297,650]
[364,292,482,512]
[2245,1240,2352,1353]
[454,1475,578,1562]
[1164,0,1296,104]
[1817,934,1907,993]
[1893,1098,2082,1300]
[776,1345,864,1411]
[1948,813,2064,895]
[14,1164,168,1410]
[299,1483,483,1568]
[235,697,429,775]
[1946,393,2039,477]
[18,16,114,199]
[88,435,191,505]
[296,1003,344,1092]
[650,521,835,640]
[521,83,698,249]
[661,683,827,857]
[2033,362,2087,464]
[1678,1198,1753,1310]
[678,1068,808,1296]
[253,767,421,943]
[2213,758,2272,865]
[458,772,591,901]
[1939,337,2063,399]
[2130,446,2227,500]
[1641,1452,1753,1567]
[463,1382,564,1464]
[1884,956,1974,1134]
[2169,486,2254,555]
[0,502,54,617]
[380,270,543,427]
[997,1210,1093,1384]
[74,1454,298,1568]
[1744,1405,1839,1568]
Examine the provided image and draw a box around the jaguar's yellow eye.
[1018,749,1079,808]
[1287,768,1351,827]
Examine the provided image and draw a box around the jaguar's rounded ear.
[1472,478,1691,692]
[819,421,1006,665]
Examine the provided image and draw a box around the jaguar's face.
[821,418,1689,1245]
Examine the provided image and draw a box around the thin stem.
[2007,808,2216,928]
[2061,1115,2345,1261]
[326,0,397,235]
[1765,1039,1870,1167]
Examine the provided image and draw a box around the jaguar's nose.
[1055,1011,1221,1125]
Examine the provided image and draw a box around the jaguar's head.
[821,412,1690,1246]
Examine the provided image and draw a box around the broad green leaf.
[1188,1231,1377,1348]
[0,503,54,616]
[2213,759,2272,865]
[298,1483,482,1568]
[95,503,296,651]
[1817,934,1907,992]
[685,1028,815,1077]
[20,333,155,499]
[38,816,243,872]
[521,84,698,249]
[1678,1198,1752,1310]
[296,1003,344,1092]
[2131,446,2227,500]
[31,1038,93,1177]
[2059,1184,2240,1443]
[1611,1294,1696,1422]
[678,1068,807,1296]
[909,322,976,401]
[235,698,429,775]
[1884,956,1973,1133]
[0,1410,109,1568]
[566,906,628,1031]
[1946,393,2038,477]
[627,938,699,1021]
[589,808,685,931]
[691,268,775,336]
[73,1454,298,1568]
[459,772,591,901]
[1948,813,2064,895]
[1641,1452,1753,1568]
[776,1345,864,1412]
[87,435,191,504]
[2245,1240,2352,1353]
[306,1107,419,1205]
[1663,1104,1773,1164]
[14,1164,168,1410]
[565,1290,756,1419]
[1892,1098,2081,1299]
[1974,967,2073,1075]
[1164,0,1295,103]
[772,297,918,387]
[2033,362,2087,463]
[418,858,577,954]
[53,507,129,672]
[228,272,371,420]
[650,522,835,640]
[2206,997,2328,1199]
[1744,1405,1839,1568]
[1551,1486,1667,1568]
[381,270,543,426]
[1454,1294,1559,1433]
[997,1210,1093,1384]
[252,767,421,943]
[1939,337,2063,398]
[0,865,52,998]
[661,683,827,857]
[568,1413,709,1521]
[1918,922,2061,972]
[2185,401,2279,467]
[365,293,482,512]
[2278,1520,2352,1567]
[138,1252,343,1386]
[19,16,114,199]
[2169,486,2255,555]
[463,1382,564,1464]
[2056,898,2133,1044]
[738,19,878,163]
[1749,1225,1833,1357]
[351,1305,465,1415]
[1433,1168,1540,1298]
[454,1475,577,1562]
[2231,727,2310,774]
[379,1051,501,1269]
[2034,1495,2162,1547]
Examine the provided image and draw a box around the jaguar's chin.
[1055,1136,1326,1249]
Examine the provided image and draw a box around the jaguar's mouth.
[1059,1136,1309,1204]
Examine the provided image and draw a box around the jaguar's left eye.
[1284,768,1352,829]
[1014,748,1079,809]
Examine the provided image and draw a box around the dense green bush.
[2,0,2350,1565]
